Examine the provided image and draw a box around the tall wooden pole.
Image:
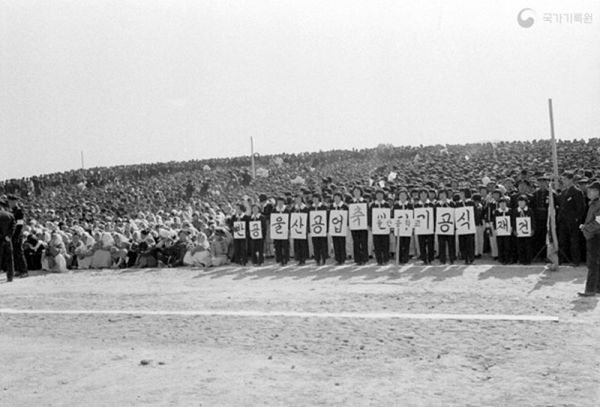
[547,99,559,270]
[549,99,559,180]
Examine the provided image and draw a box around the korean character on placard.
[584,13,593,23]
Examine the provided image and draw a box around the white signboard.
[249,220,263,240]
[372,208,391,235]
[349,203,368,231]
[290,213,308,239]
[309,211,328,237]
[516,217,532,237]
[455,206,475,235]
[270,213,289,240]
[435,207,455,236]
[233,221,246,239]
[414,208,434,235]
[393,209,414,237]
[329,210,348,237]
[495,216,511,237]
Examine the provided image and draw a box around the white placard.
[329,210,348,237]
[393,209,414,237]
[349,203,368,231]
[249,220,263,240]
[516,217,532,237]
[270,213,289,240]
[290,213,308,239]
[309,211,328,237]
[435,207,455,235]
[455,206,475,235]
[233,221,246,239]
[495,216,511,237]
[372,208,391,235]
[414,207,434,235]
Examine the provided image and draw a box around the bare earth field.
[1,261,599,407]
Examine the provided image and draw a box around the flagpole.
[251,137,256,180]
[547,99,559,271]
[549,99,559,180]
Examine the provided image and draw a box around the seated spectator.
[210,227,233,267]
[44,233,69,272]
[90,232,114,269]
[183,232,211,267]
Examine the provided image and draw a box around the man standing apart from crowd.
[8,194,27,277]
[578,181,600,297]
[0,198,16,282]
[558,171,586,267]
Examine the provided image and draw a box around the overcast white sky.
[1,0,599,180]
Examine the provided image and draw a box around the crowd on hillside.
[1,139,600,288]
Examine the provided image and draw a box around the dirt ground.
[1,261,599,407]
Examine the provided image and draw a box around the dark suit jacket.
[0,209,15,240]
[558,185,586,224]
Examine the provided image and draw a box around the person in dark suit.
[350,186,369,265]
[578,181,600,296]
[455,188,476,265]
[290,195,309,265]
[435,189,456,265]
[414,188,435,265]
[393,189,413,264]
[329,192,348,265]
[7,194,27,277]
[248,204,267,266]
[310,193,329,266]
[0,198,16,282]
[558,171,586,266]
[231,204,249,266]
[369,189,391,265]
[271,197,290,266]
[512,195,536,265]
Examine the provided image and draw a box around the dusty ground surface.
[0,261,599,407]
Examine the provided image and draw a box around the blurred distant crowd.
[1,138,600,280]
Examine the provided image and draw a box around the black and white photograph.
[1,0,599,406]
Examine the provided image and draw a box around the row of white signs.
[233,204,532,240]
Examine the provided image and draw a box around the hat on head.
[588,181,600,192]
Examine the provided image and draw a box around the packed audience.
[1,138,600,276]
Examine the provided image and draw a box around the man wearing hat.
[558,171,586,267]
[0,198,16,282]
[578,181,600,296]
[7,194,27,277]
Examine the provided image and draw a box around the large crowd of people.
[1,138,600,295]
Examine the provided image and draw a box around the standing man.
[369,189,391,265]
[578,181,600,297]
[7,194,27,277]
[310,193,329,266]
[558,171,586,267]
[350,186,369,265]
[0,198,16,282]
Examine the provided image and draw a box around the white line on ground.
[0,309,559,322]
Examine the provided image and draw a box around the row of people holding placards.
[229,187,536,267]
